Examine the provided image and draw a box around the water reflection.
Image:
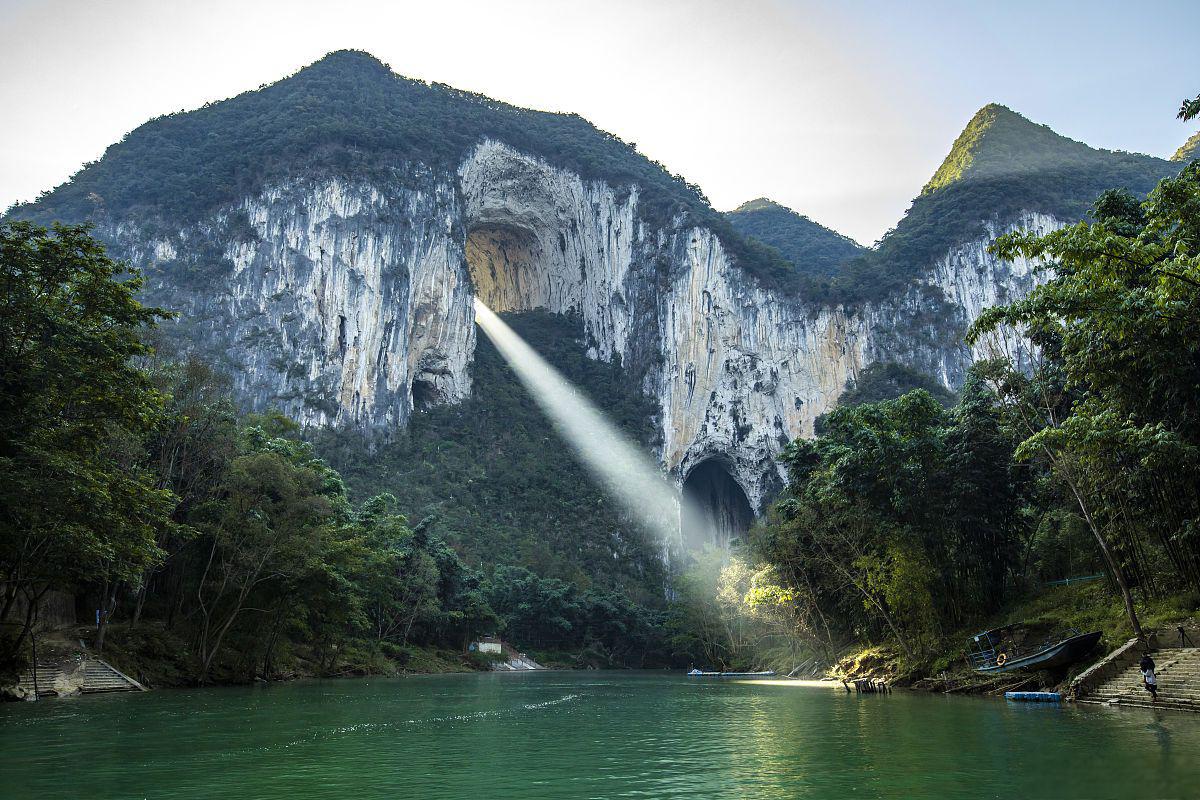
[2,672,1199,799]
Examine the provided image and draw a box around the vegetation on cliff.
[7,55,1185,306]
[0,224,677,682]
[734,162,1200,678]
[725,198,864,279]
[8,50,797,295]
[824,105,1181,303]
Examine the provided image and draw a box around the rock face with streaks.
[94,141,1060,531]
[13,53,1179,545]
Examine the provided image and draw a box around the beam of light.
[473,297,710,546]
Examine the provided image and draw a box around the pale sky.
[2,0,1197,244]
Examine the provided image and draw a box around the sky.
[1,0,1197,245]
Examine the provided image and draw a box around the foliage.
[484,565,664,668]
[314,311,668,606]
[0,222,174,651]
[1174,131,1200,163]
[968,164,1200,617]
[725,198,863,280]
[815,361,955,434]
[1180,93,1200,122]
[664,549,799,671]
[9,62,1183,304]
[826,105,1179,304]
[0,224,512,680]
[752,381,1033,660]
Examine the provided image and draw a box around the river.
[2,671,1198,799]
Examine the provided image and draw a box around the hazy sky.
[2,0,1197,244]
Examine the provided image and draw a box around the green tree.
[191,429,343,682]
[969,164,1200,638]
[1179,93,1200,122]
[0,222,172,654]
[752,384,1029,661]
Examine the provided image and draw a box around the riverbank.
[2,622,496,697]
[2,620,638,699]
[831,582,1200,695]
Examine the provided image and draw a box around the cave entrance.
[410,376,439,410]
[681,460,754,548]
[465,223,548,314]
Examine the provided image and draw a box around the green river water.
[2,671,1198,799]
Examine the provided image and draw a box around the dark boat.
[967,626,1102,673]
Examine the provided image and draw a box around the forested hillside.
[313,311,668,606]
[0,224,675,683]
[725,198,863,280]
[827,105,1180,302]
[716,165,1200,681]
[9,50,798,293]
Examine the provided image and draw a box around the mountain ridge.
[9,51,1183,305]
[1174,130,1200,162]
[12,49,797,294]
[725,198,863,280]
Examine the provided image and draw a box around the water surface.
[2,671,1198,799]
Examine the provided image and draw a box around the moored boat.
[687,669,777,678]
[968,626,1102,673]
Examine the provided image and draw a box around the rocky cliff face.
[99,140,1058,516]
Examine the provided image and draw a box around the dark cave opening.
[681,460,754,548]
[411,377,439,410]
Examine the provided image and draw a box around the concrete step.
[80,660,143,693]
[16,668,63,696]
[1078,645,1200,712]
[1083,698,1199,713]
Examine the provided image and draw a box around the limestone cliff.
[10,52,1177,531]
[90,139,1059,516]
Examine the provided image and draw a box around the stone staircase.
[15,658,145,698]
[492,652,547,671]
[79,659,145,693]
[16,665,65,698]
[1079,647,1200,712]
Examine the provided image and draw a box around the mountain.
[829,104,1179,302]
[725,198,863,280]
[5,53,1187,551]
[919,103,1167,194]
[17,49,797,294]
[1174,130,1200,162]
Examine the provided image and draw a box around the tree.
[192,429,342,682]
[751,384,1029,662]
[969,165,1200,638]
[1179,93,1200,122]
[0,222,172,654]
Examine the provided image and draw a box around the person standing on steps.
[1139,652,1158,702]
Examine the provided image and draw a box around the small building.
[472,636,503,655]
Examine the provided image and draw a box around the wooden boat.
[968,626,1102,674]
[686,669,776,678]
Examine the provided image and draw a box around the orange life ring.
[996,653,1008,666]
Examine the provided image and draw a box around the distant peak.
[1173,130,1200,162]
[924,104,1044,194]
[921,103,1124,195]
[732,197,784,214]
[296,50,394,78]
